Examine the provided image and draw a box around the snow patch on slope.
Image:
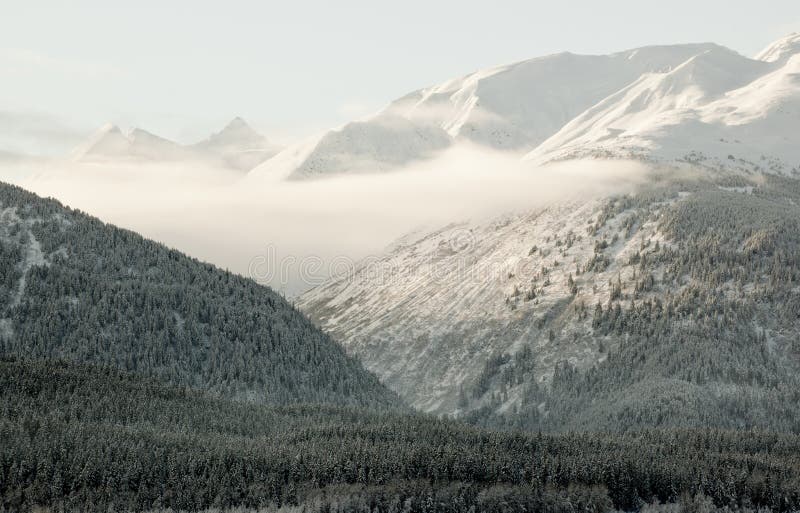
[9,231,47,309]
[0,207,54,343]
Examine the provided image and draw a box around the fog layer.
[5,145,648,295]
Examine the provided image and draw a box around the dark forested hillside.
[0,182,400,409]
[2,356,800,512]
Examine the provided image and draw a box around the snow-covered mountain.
[193,117,282,171]
[71,118,281,171]
[388,43,724,151]
[525,35,800,172]
[249,113,451,181]
[251,34,800,181]
[250,43,719,181]
[72,124,194,162]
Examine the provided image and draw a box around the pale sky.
[1,0,797,155]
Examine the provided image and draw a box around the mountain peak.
[199,117,273,151]
[755,32,800,63]
[70,123,130,160]
[209,117,263,142]
[224,116,250,131]
[190,117,282,171]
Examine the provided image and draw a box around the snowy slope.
[299,172,800,418]
[755,32,800,63]
[525,38,800,173]
[299,197,657,413]
[389,44,724,151]
[249,113,451,181]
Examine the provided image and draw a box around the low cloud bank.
[6,145,649,295]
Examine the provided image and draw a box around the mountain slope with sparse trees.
[302,170,800,431]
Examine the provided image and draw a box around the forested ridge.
[461,173,800,432]
[0,181,400,409]
[2,356,800,513]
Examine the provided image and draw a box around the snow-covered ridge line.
[525,43,800,171]
[249,33,800,181]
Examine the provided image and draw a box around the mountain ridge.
[524,41,800,170]
[71,117,282,171]
[248,34,799,181]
